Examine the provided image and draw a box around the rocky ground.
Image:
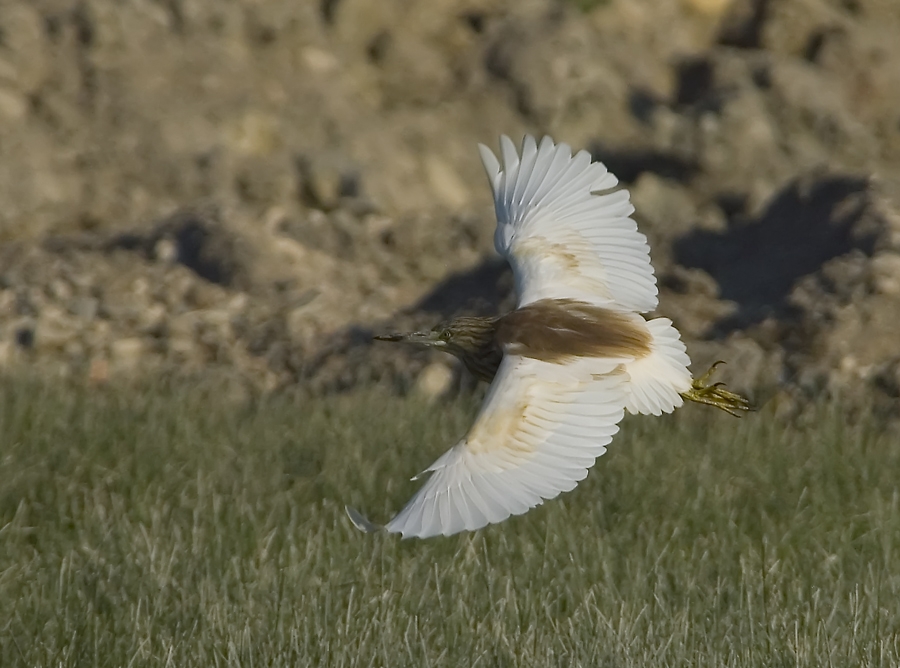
[1,0,899,414]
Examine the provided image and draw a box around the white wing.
[479,135,658,313]
[384,355,628,538]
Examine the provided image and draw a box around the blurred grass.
[0,378,898,667]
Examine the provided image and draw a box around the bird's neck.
[446,316,503,383]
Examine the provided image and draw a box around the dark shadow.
[102,209,244,287]
[627,57,729,132]
[461,11,486,34]
[366,31,391,65]
[673,174,876,331]
[673,57,719,111]
[483,27,539,122]
[628,88,663,126]
[412,257,513,320]
[588,142,699,184]
[169,219,235,285]
[803,26,845,64]
[320,0,340,25]
[717,0,771,49]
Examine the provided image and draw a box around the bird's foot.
[681,361,754,417]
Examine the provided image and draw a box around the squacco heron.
[347,135,751,539]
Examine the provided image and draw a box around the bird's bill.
[372,332,406,342]
[373,330,444,346]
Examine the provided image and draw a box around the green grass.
[1,379,898,667]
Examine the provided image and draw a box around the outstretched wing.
[479,135,657,313]
[383,355,628,538]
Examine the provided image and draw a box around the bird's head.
[374,317,498,356]
[373,328,445,347]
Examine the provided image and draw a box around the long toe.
[681,366,754,417]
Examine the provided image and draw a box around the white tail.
[623,318,692,416]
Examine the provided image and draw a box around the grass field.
[1,379,898,667]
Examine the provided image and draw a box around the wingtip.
[478,143,500,178]
[522,133,537,152]
[345,506,383,533]
[499,134,520,170]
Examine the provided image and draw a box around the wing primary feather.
[458,477,490,527]
[485,134,660,312]
[507,464,559,499]
[438,488,453,535]
[500,135,521,211]
[452,479,480,530]
[538,153,597,206]
[519,136,559,210]
[478,143,502,200]
[345,506,382,533]
[471,474,521,521]
[530,145,576,209]
[521,457,582,489]
[388,500,420,538]
[513,135,540,210]
[481,469,538,513]
[422,488,444,537]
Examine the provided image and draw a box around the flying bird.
[347,135,751,539]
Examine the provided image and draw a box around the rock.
[425,156,469,210]
[414,361,455,401]
[296,155,355,212]
[0,86,27,121]
[630,173,700,239]
[682,0,732,17]
[110,338,147,372]
[286,305,313,343]
[139,303,168,335]
[153,237,178,264]
[301,47,339,75]
[226,112,281,157]
[35,306,81,350]
[0,5,51,91]
[167,311,201,342]
[70,297,100,322]
[870,252,900,296]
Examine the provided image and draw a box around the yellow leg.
[680,361,754,417]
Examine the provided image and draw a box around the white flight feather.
[384,355,628,538]
[622,317,692,416]
[479,135,658,313]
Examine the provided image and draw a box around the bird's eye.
[430,324,451,342]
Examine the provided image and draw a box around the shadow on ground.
[673,174,877,332]
[588,143,699,184]
[411,258,513,320]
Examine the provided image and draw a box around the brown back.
[496,299,652,363]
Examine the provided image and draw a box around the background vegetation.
[1,381,898,667]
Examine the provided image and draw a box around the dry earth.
[1,0,899,414]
